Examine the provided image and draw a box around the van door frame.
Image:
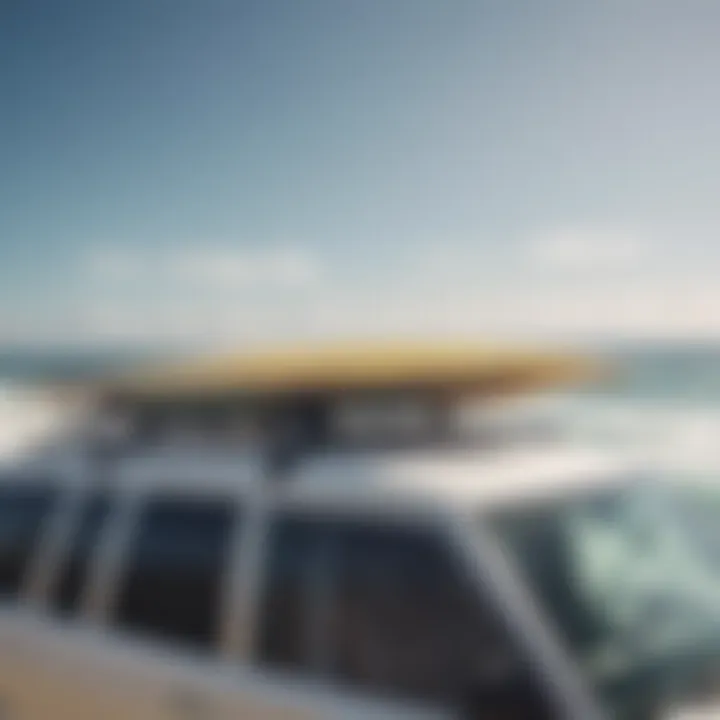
[236,491,461,718]
[77,469,449,719]
[241,489,609,720]
[450,511,608,720]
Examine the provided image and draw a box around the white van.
[0,343,719,719]
[1,439,720,719]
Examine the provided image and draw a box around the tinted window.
[0,483,59,599]
[114,497,236,651]
[257,516,525,705]
[333,524,485,699]
[50,493,112,617]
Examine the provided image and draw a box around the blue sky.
[3,0,720,347]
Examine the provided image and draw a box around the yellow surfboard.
[95,340,606,405]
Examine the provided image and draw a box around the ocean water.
[0,348,161,459]
[0,348,162,384]
[1,343,720,475]
[559,344,720,478]
[592,344,720,404]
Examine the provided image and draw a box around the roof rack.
[82,341,606,478]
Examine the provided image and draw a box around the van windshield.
[489,480,720,715]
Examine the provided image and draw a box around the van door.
[74,493,241,720]
[84,493,418,720]
[64,495,453,720]
[236,510,557,719]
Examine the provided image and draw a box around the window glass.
[333,523,485,699]
[489,483,720,719]
[50,493,112,617]
[114,496,236,651]
[0,483,59,599]
[257,517,324,669]
[257,515,537,710]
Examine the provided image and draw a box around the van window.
[333,523,491,700]
[0,483,59,600]
[113,496,236,651]
[50,493,112,617]
[256,515,529,707]
[256,516,323,670]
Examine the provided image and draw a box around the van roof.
[284,444,632,511]
[3,443,633,514]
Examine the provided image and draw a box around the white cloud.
[81,244,322,291]
[168,246,321,289]
[525,225,647,273]
[9,271,720,347]
[10,234,720,347]
[66,243,326,346]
